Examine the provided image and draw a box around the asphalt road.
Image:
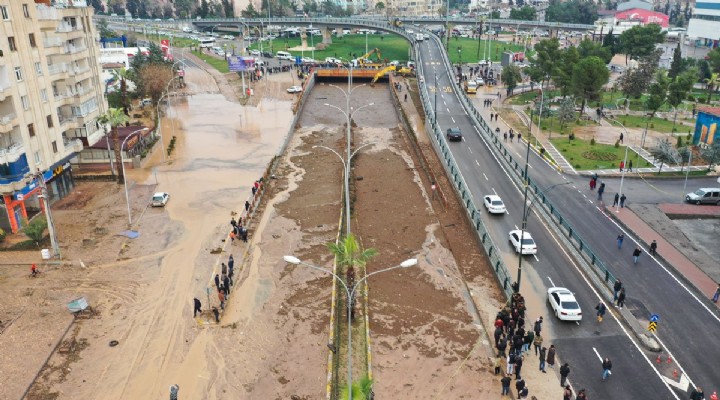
[416,36,718,398]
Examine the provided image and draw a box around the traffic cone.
[656,355,661,363]
[667,356,673,364]
[710,391,717,400]
[672,369,678,378]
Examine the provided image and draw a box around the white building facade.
[687,0,720,47]
[0,0,107,233]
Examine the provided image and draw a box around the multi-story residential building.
[0,0,107,234]
[688,0,720,48]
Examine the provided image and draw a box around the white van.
[685,188,720,205]
[276,51,293,60]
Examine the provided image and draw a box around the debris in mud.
[210,247,223,254]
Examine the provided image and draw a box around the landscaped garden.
[550,137,655,170]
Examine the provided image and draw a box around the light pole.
[515,181,572,292]
[434,72,438,123]
[533,84,544,147]
[283,255,418,400]
[26,170,61,259]
[605,118,630,212]
[323,102,375,236]
[120,127,149,226]
[104,125,115,178]
[156,91,178,162]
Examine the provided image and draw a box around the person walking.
[214,274,220,290]
[404,93,407,102]
[218,288,226,309]
[522,331,534,354]
[689,386,705,400]
[501,373,512,396]
[212,307,220,323]
[517,133,522,143]
[506,352,515,375]
[546,345,556,368]
[628,159,633,172]
[597,182,605,201]
[619,132,624,144]
[601,357,613,381]
[494,353,502,375]
[515,377,526,399]
[539,346,547,373]
[595,302,607,322]
[559,363,570,387]
[504,132,508,142]
[563,385,573,400]
[617,233,624,249]
[633,247,642,264]
[612,193,620,206]
[613,279,623,301]
[245,200,251,212]
[713,283,720,303]
[193,298,202,317]
[169,384,180,400]
[650,240,658,256]
[514,354,524,380]
[617,288,626,309]
[576,388,588,399]
[620,194,627,208]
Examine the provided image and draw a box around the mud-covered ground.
[0,57,508,400]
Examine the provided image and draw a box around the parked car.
[287,85,303,93]
[509,230,537,255]
[446,127,462,142]
[151,192,170,207]
[547,287,583,321]
[249,49,261,56]
[483,195,506,214]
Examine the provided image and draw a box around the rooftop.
[698,107,720,117]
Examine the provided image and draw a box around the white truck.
[416,33,424,41]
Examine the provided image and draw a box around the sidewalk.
[608,203,720,300]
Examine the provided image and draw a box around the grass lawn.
[550,137,654,170]
[249,34,411,62]
[191,50,229,73]
[445,37,533,64]
[539,116,597,137]
[616,114,694,134]
[509,89,562,105]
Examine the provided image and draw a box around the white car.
[547,287,583,321]
[287,86,303,93]
[476,77,485,86]
[483,195,506,214]
[222,35,234,40]
[249,49,261,56]
[509,230,537,255]
[151,192,169,207]
[301,57,316,64]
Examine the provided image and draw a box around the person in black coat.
[560,363,570,387]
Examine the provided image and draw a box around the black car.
[261,51,273,58]
[447,127,462,141]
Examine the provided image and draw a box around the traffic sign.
[648,321,658,332]
[650,314,660,322]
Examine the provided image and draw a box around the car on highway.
[249,49,261,56]
[446,127,462,142]
[547,287,583,321]
[685,188,720,205]
[509,229,537,255]
[222,35,234,40]
[483,195,506,214]
[476,77,484,86]
[151,192,170,207]
[287,85,303,93]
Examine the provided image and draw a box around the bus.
[198,37,215,48]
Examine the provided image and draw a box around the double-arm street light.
[283,255,418,400]
[515,181,572,292]
[324,99,374,236]
[156,91,179,162]
[605,118,630,213]
[25,170,60,259]
[120,127,149,226]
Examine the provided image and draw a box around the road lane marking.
[468,146,472,154]
[451,117,456,123]
[651,334,692,391]
[476,160,480,166]
[548,277,556,287]
[592,347,603,362]
[446,107,450,113]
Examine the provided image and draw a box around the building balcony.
[0,84,10,101]
[85,126,106,147]
[63,45,87,55]
[36,5,60,21]
[53,0,89,7]
[0,142,25,165]
[0,113,17,134]
[58,115,77,128]
[68,66,90,77]
[63,137,84,153]
[47,63,68,76]
[43,37,64,48]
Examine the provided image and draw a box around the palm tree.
[99,108,130,184]
[110,67,132,115]
[327,233,378,321]
[704,72,719,103]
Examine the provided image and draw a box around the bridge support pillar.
[301,28,308,49]
[335,27,344,38]
[322,27,333,45]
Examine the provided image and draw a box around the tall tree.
[110,67,132,116]
[554,46,580,96]
[668,43,683,79]
[106,0,125,15]
[89,0,105,13]
[668,69,697,131]
[578,39,612,64]
[646,70,670,116]
[510,6,537,21]
[705,72,720,103]
[618,50,662,98]
[175,0,196,18]
[98,108,130,183]
[199,0,211,18]
[501,64,523,94]
[701,140,720,171]
[650,138,680,173]
[571,56,610,115]
[531,38,562,88]
[707,47,720,73]
[242,3,260,17]
[602,29,617,56]
[618,24,666,63]
[557,97,577,130]
[126,0,140,18]
[546,0,598,24]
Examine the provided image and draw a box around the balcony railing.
[47,63,68,75]
[0,142,25,165]
[63,137,83,153]
[53,0,89,7]
[0,113,17,125]
[58,115,76,125]
[69,66,90,76]
[63,45,86,54]
[36,5,60,20]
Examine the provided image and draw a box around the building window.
[35,62,42,75]
[21,95,29,110]
[0,6,8,21]
[52,140,58,153]
[8,37,16,51]
[29,33,36,48]
[14,67,22,81]
[22,4,29,18]
[41,88,48,102]
[47,115,54,128]
[34,151,40,164]
[28,123,35,137]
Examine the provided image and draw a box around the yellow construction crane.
[357,48,383,65]
[370,65,415,85]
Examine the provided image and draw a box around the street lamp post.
[515,181,572,292]
[283,255,418,400]
[606,118,630,213]
[156,91,178,162]
[120,128,149,226]
[323,102,375,236]
[533,85,544,147]
[434,72,438,123]
[26,170,61,259]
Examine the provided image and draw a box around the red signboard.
[615,8,669,28]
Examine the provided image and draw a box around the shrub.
[614,140,620,148]
[590,137,596,146]
[0,228,5,243]
[677,136,683,147]
[650,123,655,128]
[687,95,695,102]
[24,217,47,243]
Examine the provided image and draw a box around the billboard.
[228,56,256,72]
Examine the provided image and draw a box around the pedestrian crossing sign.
[648,321,658,332]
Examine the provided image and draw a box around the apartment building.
[0,0,107,233]
[688,0,720,48]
